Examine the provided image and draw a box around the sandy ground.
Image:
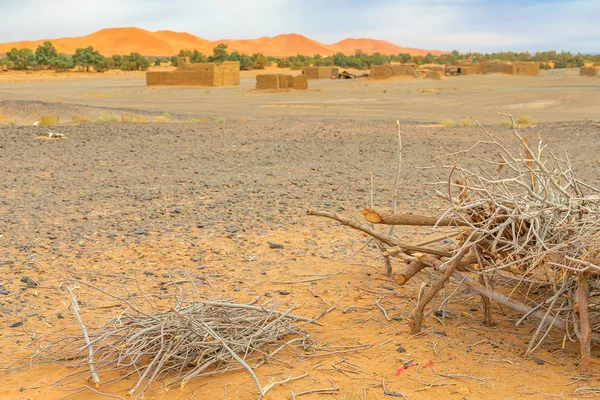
[1,68,599,125]
[1,118,600,399]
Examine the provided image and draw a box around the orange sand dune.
[0,27,446,57]
[333,38,445,56]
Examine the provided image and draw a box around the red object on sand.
[395,360,434,376]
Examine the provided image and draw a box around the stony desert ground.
[1,70,600,400]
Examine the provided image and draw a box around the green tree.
[73,46,105,72]
[111,55,123,68]
[239,54,253,70]
[154,58,161,67]
[191,50,207,63]
[35,41,58,69]
[122,52,149,70]
[209,43,229,63]
[398,53,412,63]
[50,54,72,71]
[6,48,37,70]
[422,53,435,64]
[252,53,267,69]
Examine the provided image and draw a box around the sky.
[1,0,597,53]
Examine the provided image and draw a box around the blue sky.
[1,0,597,52]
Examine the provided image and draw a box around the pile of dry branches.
[18,283,315,399]
[309,115,600,372]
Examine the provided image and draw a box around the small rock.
[191,257,201,262]
[26,312,37,317]
[0,260,15,267]
[396,345,406,353]
[20,276,37,288]
[57,313,64,319]
[48,235,57,240]
[267,241,284,249]
[433,330,448,337]
[490,343,499,349]
[434,310,456,319]
[143,271,154,276]
[533,357,545,366]
[0,286,8,295]
[225,226,238,233]
[162,273,173,278]
[278,290,290,296]
[9,321,23,328]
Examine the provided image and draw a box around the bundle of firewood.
[309,117,600,373]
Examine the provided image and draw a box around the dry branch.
[362,208,469,227]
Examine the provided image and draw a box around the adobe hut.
[580,66,599,77]
[146,57,240,87]
[511,62,540,76]
[370,64,416,80]
[445,61,482,76]
[293,75,308,90]
[256,74,281,90]
[479,60,539,76]
[302,67,339,79]
[255,74,308,90]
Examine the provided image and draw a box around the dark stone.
[57,313,64,319]
[0,261,15,267]
[191,257,201,262]
[533,357,545,365]
[434,310,456,319]
[278,290,290,295]
[0,286,8,295]
[490,343,499,349]
[9,321,23,328]
[396,345,406,353]
[267,241,284,249]
[433,330,448,337]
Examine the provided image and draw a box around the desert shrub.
[214,117,226,124]
[95,113,118,122]
[500,120,512,128]
[439,119,456,127]
[516,115,534,127]
[187,118,200,123]
[8,120,17,127]
[71,114,88,123]
[459,118,473,127]
[40,115,59,126]
[154,58,161,67]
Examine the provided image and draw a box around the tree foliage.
[35,41,58,69]
[50,53,73,71]
[6,48,37,70]
[73,46,105,72]
[209,44,229,63]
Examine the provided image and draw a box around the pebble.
[9,321,24,328]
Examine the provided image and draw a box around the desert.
[1,8,600,400]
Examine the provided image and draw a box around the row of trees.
[272,49,597,70]
[170,44,268,70]
[2,41,598,72]
[0,41,152,72]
